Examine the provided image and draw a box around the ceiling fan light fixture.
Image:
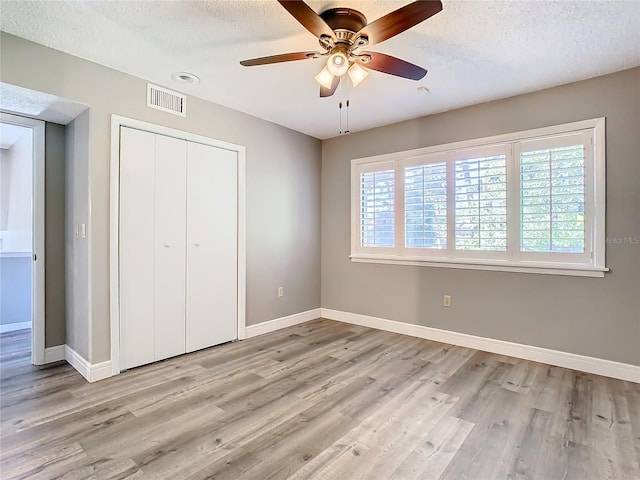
[315,66,335,89]
[326,51,349,76]
[347,63,368,87]
[238,0,443,98]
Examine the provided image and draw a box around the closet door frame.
[109,115,246,376]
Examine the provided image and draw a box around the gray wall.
[4,32,634,368]
[64,110,90,359]
[1,33,321,363]
[45,122,66,347]
[0,256,31,326]
[322,67,640,366]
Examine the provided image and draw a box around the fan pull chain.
[337,77,351,135]
[338,99,351,135]
[344,76,351,134]
[345,99,350,134]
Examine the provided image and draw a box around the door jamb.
[0,112,46,365]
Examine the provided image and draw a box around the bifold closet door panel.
[153,135,187,361]
[119,127,155,370]
[186,143,238,352]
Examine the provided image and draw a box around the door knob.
[194,242,201,247]
[164,242,172,248]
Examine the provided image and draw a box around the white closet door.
[153,135,187,361]
[186,142,238,352]
[119,127,155,369]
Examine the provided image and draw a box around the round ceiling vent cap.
[172,72,200,84]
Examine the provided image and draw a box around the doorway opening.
[0,113,45,365]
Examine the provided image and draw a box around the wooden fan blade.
[278,0,336,41]
[359,52,427,80]
[355,0,442,46]
[240,52,318,66]
[320,75,340,97]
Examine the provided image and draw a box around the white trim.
[350,255,608,277]
[0,322,31,333]
[87,124,93,368]
[0,112,46,365]
[0,252,32,258]
[237,147,247,340]
[109,117,121,375]
[351,117,607,276]
[245,309,322,338]
[592,118,606,268]
[64,345,89,380]
[32,118,45,366]
[44,344,65,363]
[321,308,640,383]
[109,115,247,375]
[64,345,112,383]
[87,360,113,382]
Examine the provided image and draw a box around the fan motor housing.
[320,8,367,38]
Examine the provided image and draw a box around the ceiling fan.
[240,0,443,97]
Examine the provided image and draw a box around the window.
[405,161,447,250]
[351,119,606,277]
[454,148,507,253]
[359,168,395,248]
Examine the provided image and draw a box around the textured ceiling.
[1,1,639,139]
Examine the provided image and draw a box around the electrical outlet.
[278,287,284,298]
[443,295,452,307]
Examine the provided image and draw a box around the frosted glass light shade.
[327,52,349,76]
[348,63,369,87]
[315,67,335,89]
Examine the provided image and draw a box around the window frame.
[351,159,399,256]
[400,151,452,258]
[515,131,593,265]
[350,118,607,277]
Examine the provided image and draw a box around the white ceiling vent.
[147,83,186,117]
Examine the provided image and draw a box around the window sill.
[349,254,608,277]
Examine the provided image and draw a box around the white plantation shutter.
[519,135,586,255]
[404,162,447,250]
[454,149,507,252]
[350,119,604,276]
[358,167,395,248]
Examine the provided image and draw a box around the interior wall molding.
[321,308,640,383]
[0,322,31,334]
[245,308,322,338]
[44,344,65,363]
[63,345,112,383]
[46,308,639,384]
[48,307,322,382]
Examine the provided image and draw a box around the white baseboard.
[88,360,114,382]
[0,321,31,333]
[45,308,639,384]
[321,308,640,384]
[245,308,322,338]
[64,345,112,383]
[44,344,65,363]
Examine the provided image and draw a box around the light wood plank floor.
[1,320,639,479]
